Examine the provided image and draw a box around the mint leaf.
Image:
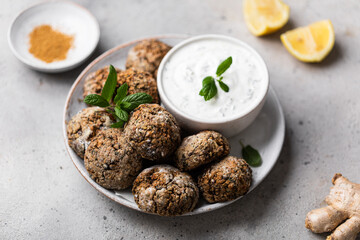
[111,121,124,128]
[218,80,229,92]
[216,57,232,77]
[120,102,138,112]
[199,76,214,97]
[114,106,129,122]
[114,83,128,104]
[240,141,262,167]
[84,94,109,107]
[101,65,118,102]
[202,76,214,87]
[199,76,217,101]
[122,92,153,106]
[205,82,217,101]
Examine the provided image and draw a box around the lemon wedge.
[280,20,335,62]
[243,0,290,36]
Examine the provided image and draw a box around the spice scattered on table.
[28,24,74,63]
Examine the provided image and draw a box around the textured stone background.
[1,0,359,239]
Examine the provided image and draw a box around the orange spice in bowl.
[28,24,74,63]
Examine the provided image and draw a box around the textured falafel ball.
[174,131,230,171]
[198,156,252,203]
[84,128,142,190]
[83,66,123,98]
[125,39,171,78]
[132,165,199,216]
[118,68,159,103]
[124,104,181,161]
[67,107,115,158]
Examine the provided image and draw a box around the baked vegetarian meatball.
[83,66,123,98]
[132,165,199,216]
[198,156,252,203]
[125,39,171,78]
[174,131,230,171]
[67,107,115,158]
[118,68,159,103]
[84,128,142,190]
[124,104,181,161]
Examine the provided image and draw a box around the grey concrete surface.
[1,0,360,239]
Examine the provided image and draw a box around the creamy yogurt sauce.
[161,37,268,121]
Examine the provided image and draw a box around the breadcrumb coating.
[132,165,199,216]
[198,156,252,203]
[67,107,115,158]
[84,128,142,190]
[124,104,181,161]
[174,131,230,171]
[126,39,171,78]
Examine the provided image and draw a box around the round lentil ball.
[66,107,115,159]
[132,165,199,216]
[124,104,181,161]
[83,66,123,98]
[174,130,230,171]
[125,39,171,78]
[118,68,159,103]
[84,128,142,190]
[198,156,252,203]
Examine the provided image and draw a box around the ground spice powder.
[28,25,74,63]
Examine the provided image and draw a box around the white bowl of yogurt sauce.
[157,34,269,137]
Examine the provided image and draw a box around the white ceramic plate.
[63,36,285,215]
[8,1,100,73]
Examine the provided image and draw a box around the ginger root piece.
[305,174,360,240]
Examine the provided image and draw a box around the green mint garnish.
[101,65,118,102]
[83,94,109,107]
[114,106,129,122]
[114,83,128,103]
[218,80,229,92]
[199,56,232,101]
[216,56,232,77]
[110,121,124,128]
[84,65,153,128]
[239,140,262,167]
[199,76,217,101]
[122,92,153,106]
[119,102,139,112]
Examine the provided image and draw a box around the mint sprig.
[84,65,153,128]
[199,56,232,101]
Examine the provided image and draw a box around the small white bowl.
[157,34,269,138]
[8,1,100,73]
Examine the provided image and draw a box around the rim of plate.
[62,35,285,216]
[8,0,100,72]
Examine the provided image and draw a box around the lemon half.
[280,20,335,62]
[243,0,290,36]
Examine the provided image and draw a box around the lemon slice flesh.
[280,20,335,62]
[243,0,290,36]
